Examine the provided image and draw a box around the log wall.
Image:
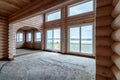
[0,16,8,59]
[96,0,114,79]
[112,0,120,80]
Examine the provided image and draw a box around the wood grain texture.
[0,17,8,59]
[96,0,114,79]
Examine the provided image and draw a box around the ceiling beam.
[9,0,68,23]
[2,0,23,9]
[0,0,20,10]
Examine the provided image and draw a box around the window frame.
[67,0,94,17]
[67,23,94,56]
[16,32,24,42]
[46,9,61,22]
[26,32,32,42]
[35,32,41,42]
[46,28,61,51]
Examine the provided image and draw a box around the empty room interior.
[0,0,120,80]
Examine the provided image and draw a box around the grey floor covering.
[0,51,95,80]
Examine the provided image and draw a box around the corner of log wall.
[111,0,120,80]
[0,16,9,60]
[96,0,114,79]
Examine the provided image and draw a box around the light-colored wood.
[96,16,113,27]
[96,0,114,79]
[97,56,113,67]
[112,29,120,41]
[96,46,113,56]
[96,75,106,80]
[112,0,120,18]
[112,14,120,29]
[97,0,112,8]
[96,65,113,78]
[112,42,120,56]
[96,27,113,37]
[112,66,120,80]
[0,17,8,59]
[112,0,119,7]
[112,54,120,70]
[97,6,113,17]
[0,0,34,17]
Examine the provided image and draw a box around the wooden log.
[96,46,113,56]
[112,29,120,41]
[96,37,112,46]
[97,0,112,8]
[112,15,120,29]
[96,74,107,80]
[96,16,113,27]
[112,0,120,18]
[96,6,113,17]
[112,66,120,80]
[112,42,120,56]
[112,54,120,70]
[112,0,119,7]
[96,27,113,37]
[96,56,113,67]
[96,65,113,78]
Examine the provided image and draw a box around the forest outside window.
[68,24,93,55]
[68,0,93,16]
[16,32,23,42]
[46,10,61,22]
[46,28,61,51]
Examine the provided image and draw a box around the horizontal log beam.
[97,56,113,67]
[96,65,113,78]
[112,42,120,56]
[112,66,120,80]
[112,0,120,18]
[112,14,120,29]
[112,54,120,70]
[112,29,120,41]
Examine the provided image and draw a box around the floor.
[16,49,40,56]
[0,50,95,80]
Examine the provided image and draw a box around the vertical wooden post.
[41,14,46,50]
[61,6,67,53]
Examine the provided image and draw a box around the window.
[68,24,93,54]
[35,32,41,41]
[46,10,61,22]
[46,28,61,51]
[27,33,32,42]
[16,32,23,42]
[68,0,93,16]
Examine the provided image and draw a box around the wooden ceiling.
[0,0,38,17]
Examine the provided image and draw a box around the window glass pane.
[35,32,41,41]
[53,29,60,50]
[69,27,80,52]
[47,39,53,49]
[46,30,53,49]
[16,33,23,42]
[81,25,93,54]
[46,10,61,21]
[27,33,32,41]
[68,1,93,16]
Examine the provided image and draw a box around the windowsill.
[67,51,95,58]
[45,49,61,53]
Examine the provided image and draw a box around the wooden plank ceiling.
[0,0,38,17]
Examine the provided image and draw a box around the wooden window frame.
[67,23,95,56]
